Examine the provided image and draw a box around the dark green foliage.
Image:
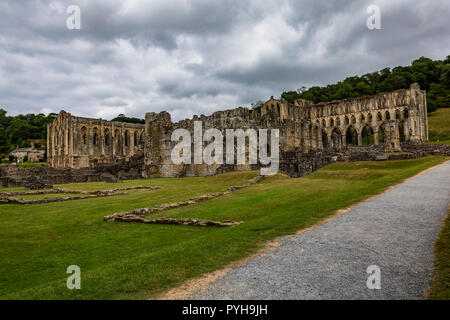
[0,110,56,159]
[281,56,450,113]
[111,114,145,124]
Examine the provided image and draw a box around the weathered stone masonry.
[45,83,429,178]
[47,111,145,168]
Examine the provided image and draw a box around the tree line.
[280,56,450,112]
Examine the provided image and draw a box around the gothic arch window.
[362,125,375,145]
[124,130,130,147]
[395,109,401,120]
[134,131,138,146]
[104,129,110,146]
[385,111,391,120]
[345,126,357,145]
[344,116,349,125]
[377,112,383,121]
[81,126,87,145]
[329,118,334,127]
[93,128,98,146]
[360,114,366,123]
[336,117,341,127]
[115,130,120,146]
[351,115,356,124]
[368,113,373,122]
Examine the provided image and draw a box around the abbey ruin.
[46,83,429,178]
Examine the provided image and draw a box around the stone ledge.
[107,215,243,227]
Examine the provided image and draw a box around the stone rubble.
[103,175,264,225]
[0,185,160,205]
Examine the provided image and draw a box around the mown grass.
[427,209,450,300]
[428,108,450,144]
[0,157,447,299]
[16,162,47,169]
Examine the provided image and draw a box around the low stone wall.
[110,216,243,227]
[0,155,145,188]
[0,185,160,205]
[104,175,263,223]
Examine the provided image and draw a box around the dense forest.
[280,56,450,112]
[1,56,449,159]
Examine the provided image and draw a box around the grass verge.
[427,208,450,300]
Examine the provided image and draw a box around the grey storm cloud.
[0,0,449,121]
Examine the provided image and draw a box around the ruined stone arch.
[344,116,349,125]
[395,109,401,120]
[321,129,328,149]
[377,112,383,122]
[124,130,130,147]
[81,126,87,145]
[385,111,391,120]
[367,113,373,123]
[322,119,326,128]
[330,127,342,149]
[329,118,334,127]
[351,115,356,125]
[335,117,341,127]
[134,131,138,146]
[378,123,387,143]
[92,128,99,146]
[345,125,358,145]
[104,128,110,146]
[361,125,375,145]
[360,114,366,124]
[403,109,409,118]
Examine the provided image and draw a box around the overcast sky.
[0,0,449,121]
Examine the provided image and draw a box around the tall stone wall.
[47,111,145,168]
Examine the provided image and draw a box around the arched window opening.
[362,126,375,145]
[346,126,357,145]
[124,131,130,147]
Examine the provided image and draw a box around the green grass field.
[427,209,450,300]
[0,156,447,299]
[428,108,450,144]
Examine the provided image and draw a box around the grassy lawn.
[0,157,447,299]
[427,209,450,300]
[16,162,47,169]
[428,108,450,144]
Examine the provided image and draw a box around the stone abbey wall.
[48,83,429,176]
[47,111,145,168]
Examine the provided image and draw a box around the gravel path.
[192,160,450,300]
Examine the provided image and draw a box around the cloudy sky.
[1,0,449,121]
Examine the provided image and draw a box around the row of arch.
[80,126,142,148]
[315,94,408,117]
[320,109,409,128]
